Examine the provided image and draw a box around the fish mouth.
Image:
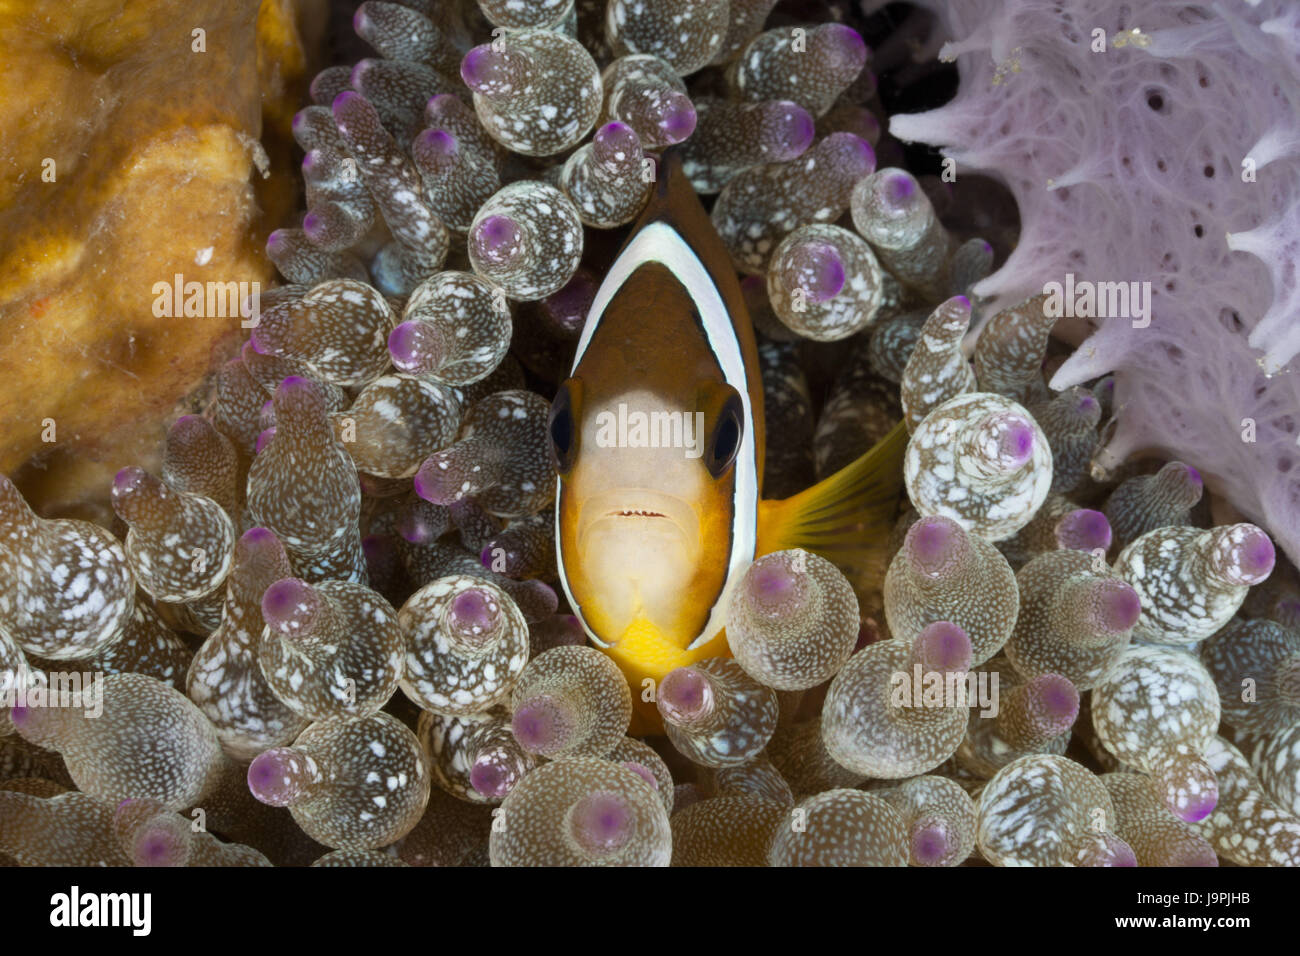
[579,489,699,541]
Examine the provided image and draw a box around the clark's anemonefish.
[550,148,907,730]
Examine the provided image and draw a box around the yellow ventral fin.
[756,420,908,599]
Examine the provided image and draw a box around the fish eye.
[549,380,580,474]
[705,392,744,478]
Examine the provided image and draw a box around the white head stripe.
[558,221,758,650]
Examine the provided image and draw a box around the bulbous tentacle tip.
[746,554,804,612]
[331,89,365,114]
[825,23,868,62]
[906,515,964,576]
[511,695,569,753]
[1210,524,1275,586]
[388,320,439,371]
[261,577,321,634]
[112,465,150,498]
[1175,787,1219,824]
[1034,672,1080,717]
[994,416,1037,468]
[1242,529,1276,580]
[418,127,455,151]
[912,620,972,674]
[568,791,633,856]
[460,44,506,94]
[823,131,876,177]
[412,462,442,505]
[1096,579,1142,633]
[1056,508,1112,553]
[9,703,29,729]
[595,120,635,145]
[910,819,954,866]
[772,100,815,158]
[788,240,846,303]
[657,93,697,143]
[1097,837,1138,868]
[590,121,644,173]
[877,168,919,211]
[470,213,524,266]
[128,819,189,867]
[447,586,501,640]
[111,466,166,526]
[301,211,324,242]
[1023,673,1081,733]
[273,375,327,421]
[265,228,292,256]
[348,58,376,92]
[255,427,277,455]
[240,526,279,550]
[309,67,351,107]
[414,127,458,163]
[657,666,712,724]
[469,754,514,799]
[247,748,305,807]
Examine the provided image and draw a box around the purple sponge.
[880,0,1300,567]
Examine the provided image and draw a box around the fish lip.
[577,489,699,544]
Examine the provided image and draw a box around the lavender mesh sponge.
[877,0,1300,567]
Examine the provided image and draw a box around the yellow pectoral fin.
[757,420,907,598]
[606,615,732,734]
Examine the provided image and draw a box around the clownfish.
[550,148,907,730]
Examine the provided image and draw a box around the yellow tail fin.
[756,421,908,602]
